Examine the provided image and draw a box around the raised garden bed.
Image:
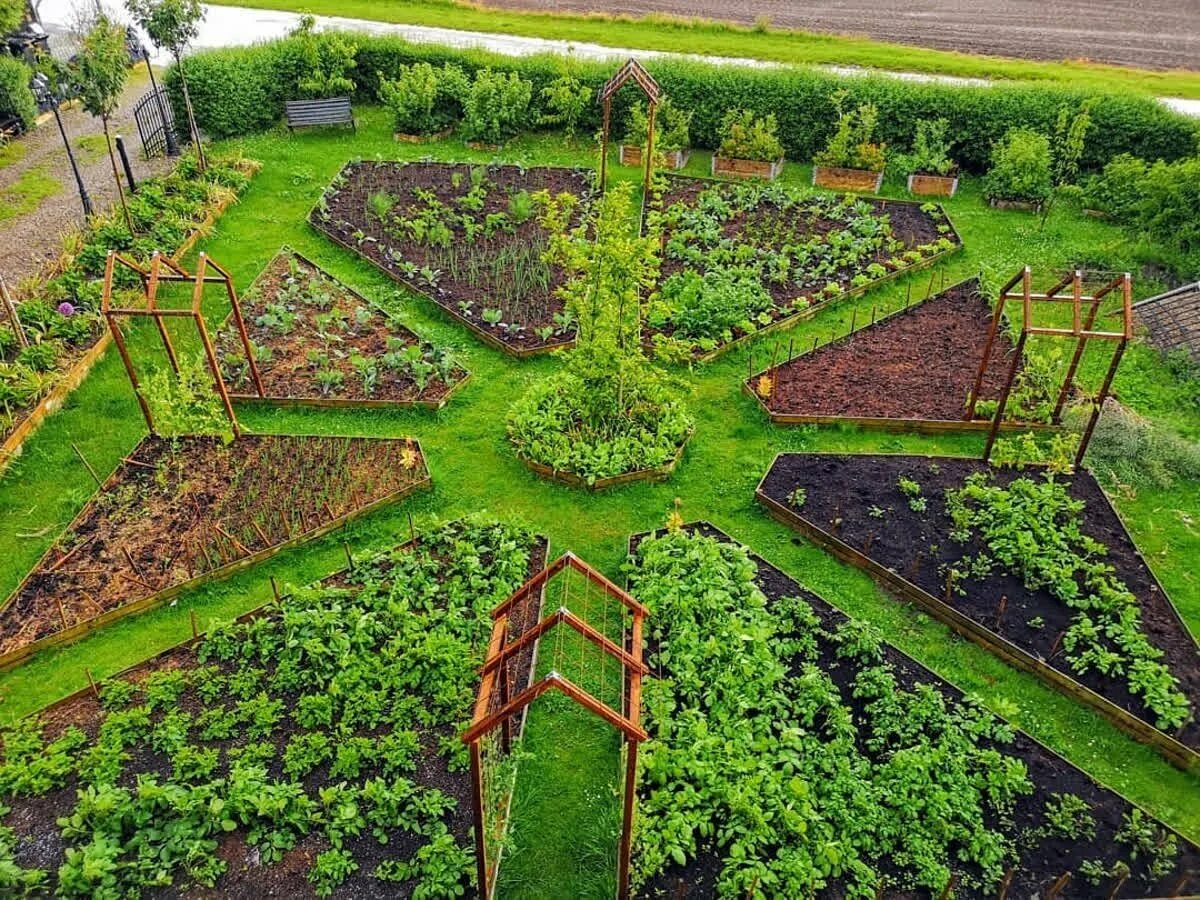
[908,171,960,197]
[515,425,692,491]
[710,155,783,180]
[309,161,592,357]
[0,434,430,669]
[626,522,1200,898]
[644,175,962,361]
[620,144,688,169]
[0,518,547,898]
[0,157,259,472]
[813,164,884,193]
[756,454,1200,770]
[215,249,469,409]
[744,278,1053,433]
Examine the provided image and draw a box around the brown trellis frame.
[598,58,662,195]
[462,552,648,900]
[101,249,264,437]
[967,266,1132,467]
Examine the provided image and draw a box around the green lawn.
[0,166,61,223]
[208,0,1200,99]
[0,108,1197,897]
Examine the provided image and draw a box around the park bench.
[284,98,356,133]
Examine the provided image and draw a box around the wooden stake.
[55,596,69,630]
[850,308,857,334]
[1106,870,1128,900]
[85,667,99,698]
[1049,630,1066,659]
[997,867,1015,900]
[0,272,28,348]
[121,546,145,580]
[1045,872,1071,900]
[938,872,957,900]
[994,595,1007,630]
[190,609,199,639]
[343,541,354,569]
[71,443,102,487]
[408,511,416,546]
[269,576,280,602]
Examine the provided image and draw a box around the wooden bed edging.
[0,170,257,474]
[752,458,1200,772]
[222,246,473,410]
[627,519,1200,867]
[516,428,692,492]
[0,438,432,673]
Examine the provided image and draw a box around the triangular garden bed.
[0,434,430,667]
[756,453,1200,768]
[215,249,469,408]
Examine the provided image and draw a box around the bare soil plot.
[0,434,429,664]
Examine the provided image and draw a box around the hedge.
[0,55,36,132]
[166,33,1200,173]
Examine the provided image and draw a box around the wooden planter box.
[395,126,453,144]
[813,165,884,193]
[516,429,692,492]
[619,145,690,170]
[712,155,784,180]
[989,197,1043,212]
[907,172,959,197]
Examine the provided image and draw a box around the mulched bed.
[215,250,468,407]
[309,161,592,355]
[631,522,1200,899]
[0,434,429,660]
[752,278,1023,422]
[646,174,959,359]
[3,524,548,898]
[757,454,1200,752]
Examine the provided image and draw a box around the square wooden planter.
[813,165,884,193]
[619,145,690,169]
[907,172,959,197]
[712,155,784,180]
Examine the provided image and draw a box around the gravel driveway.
[483,0,1200,71]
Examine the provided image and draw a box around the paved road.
[485,0,1200,72]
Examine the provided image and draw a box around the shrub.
[813,93,886,171]
[1081,153,1148,217]
[461,68,532,144]
[0,56,36,132]
[538,70,591,137]
[377,62,466,135]
[294,18,357,99]
[983,127,1053,204]
[624,97,691,153]
[717,108,784,161]
[894,117,956,176]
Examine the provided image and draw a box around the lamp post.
[32,73,94,219]
[141,42,178,157]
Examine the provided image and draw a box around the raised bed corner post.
[600,93,611,194]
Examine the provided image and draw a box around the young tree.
[73,15,133,232]
[125,0,206,170]
[1040,99,1096,228]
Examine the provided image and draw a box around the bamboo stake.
[85,668,99,698]
[0,273,27,348]
[269,576,280,602]
[190,609,199,639]
[71,443,102,487]
[55,596,69,630]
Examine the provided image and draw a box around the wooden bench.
[284,98,355,133]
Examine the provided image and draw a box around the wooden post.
[938,872,957,900]
[997,867,1014,900]
[71,443,102,487]
[1051,275,1099,423]
[966,289,1010,421]
[469,739,489,899]
[55,596,69,630]
[146,255,181,374]
[1074,338,1126,470]
[269,576,280,601]
[1106,869,1128,900]
[408,511,416,546]
[599,97,611,194]
[107,310,156,433]
[194,308,241,439]
[0,273,27,348]
[982,329,1028,460]
[1045,872,1071,900]
[499,663,512,755]
[343,541,354,569]
[643,99,657,196]
[190,609,199,638]
[221,265,265,398]
[85,667,99,698]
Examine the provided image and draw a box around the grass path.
[0,110,1197,896]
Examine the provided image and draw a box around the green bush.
[169,32,1200,173]
[983,127,1053,204]
[377,62,466,135]
[0,56,36,131]
[813,93,886,171]
[893,117,956,176]
[717,108,783,161]
[461,68,532,143]
[1081,153,1147,217]
[624,97,691,153]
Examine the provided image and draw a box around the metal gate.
[132,87,180,159]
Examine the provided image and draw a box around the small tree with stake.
[74,15,133,233]
[125,0,206,171]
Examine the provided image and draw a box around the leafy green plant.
[895,118,956,176]
[461,69,532,144]
[139,352,233,441]
[983,127,1053,205]
[538,69,591,137]
[377,62,467,136]
[717,108,784,162]
[625,98,691,154]
[813,92,886,172]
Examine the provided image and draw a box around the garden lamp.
[32,72,94,218]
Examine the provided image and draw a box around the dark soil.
[5,530,548,899]
[757,278,1022,421]
[0,434,428,659]
[631,522,1200,899]
[215,251,468,405]
[758,455,1200,751]
[647,175,955,357]
[310,162,592,354]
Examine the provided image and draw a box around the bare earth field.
[482,0,1200,70]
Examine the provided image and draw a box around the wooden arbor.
[101,249,262,437]
[966,266,1133,467]
[462,552,648,900]
[598,58,661,195]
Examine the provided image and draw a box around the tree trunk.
[175,51,206,172]
[104,117,135,234]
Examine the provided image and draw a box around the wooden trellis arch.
[462,551,648,900]
[967,266,1132,467]
[598,58,662,195]
[101,249,263,438]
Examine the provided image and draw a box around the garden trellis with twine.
[967,265,1133,467]
[462,552,648,899]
